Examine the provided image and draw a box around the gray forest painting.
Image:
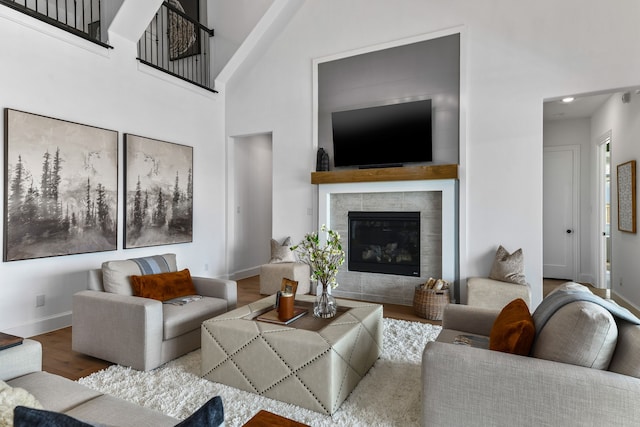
[4,109,118,261]
[124,134,193,248]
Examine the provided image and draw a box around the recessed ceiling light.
[561,97,575,103]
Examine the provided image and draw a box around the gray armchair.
[72,254,237,371]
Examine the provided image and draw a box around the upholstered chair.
[467,245,532,309]
[259,237,311,295]
[467,277,532,310]
[72,254,237,371]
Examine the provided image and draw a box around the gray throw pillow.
[269,237,296,263]
[608,321,640,378]
[489,245,527,285]
[532,301,618,369]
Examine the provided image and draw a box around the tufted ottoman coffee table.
[201,295,383,415]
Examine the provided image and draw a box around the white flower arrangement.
[290,225,345,289]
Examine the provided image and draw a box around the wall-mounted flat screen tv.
[331,99,432,168]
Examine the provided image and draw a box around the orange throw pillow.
[130,269,196,302]
[489,298,535,356]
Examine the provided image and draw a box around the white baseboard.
[230,266,261,280]
[6,312,72,338]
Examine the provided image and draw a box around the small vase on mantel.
[314,281,337,318]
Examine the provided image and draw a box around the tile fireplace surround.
[313,166,458,306]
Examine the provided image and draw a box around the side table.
[242,410,309,427]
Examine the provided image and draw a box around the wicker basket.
[413,286,450,320]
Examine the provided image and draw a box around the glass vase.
[314,282,337,318]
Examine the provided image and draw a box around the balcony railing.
[0,0,108,47]
[138,1,216,93]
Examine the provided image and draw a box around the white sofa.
[1,340,178,426]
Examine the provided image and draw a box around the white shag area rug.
[78,319,441,426]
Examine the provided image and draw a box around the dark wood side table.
[0,332,23,351]
[242,410,309,427]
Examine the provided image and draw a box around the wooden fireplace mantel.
[310,164,458,184]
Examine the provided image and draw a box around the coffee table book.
[256,307,307,325]
[0,332,23,351]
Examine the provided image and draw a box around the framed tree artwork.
[617,160,636,233]
[124,134,193,249]
[4,109,118,261]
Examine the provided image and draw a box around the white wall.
[209,0,274,78]
[592,92,640,311]
[543,118,595,284]
[0,7,226,336]
[226,0,640,309]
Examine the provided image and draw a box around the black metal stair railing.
[0,0,109,48]
[138,1,216,93]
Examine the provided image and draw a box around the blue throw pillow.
[176,396,224,427]
[13,406,94,427]
[14,396,223,427]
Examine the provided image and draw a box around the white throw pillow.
[102,253,177,295]
[0,380,43,427]
[269,237,296,263]
[489,245,527,285]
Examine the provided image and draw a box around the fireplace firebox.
[348,211,420,277]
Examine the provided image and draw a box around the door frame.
[543,145,580,281]
[596,131,612,289]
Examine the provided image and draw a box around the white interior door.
[543,145,579,280]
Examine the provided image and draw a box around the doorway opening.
[230,133,273,279]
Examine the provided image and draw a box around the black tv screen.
[331,99,432,168]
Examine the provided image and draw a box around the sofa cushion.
[269,237,296,263]
[130,269,196,302]
[102,254,177,295]
[162,297,229,340]
[7,372,102,414]
[608,320,640,378]
[0,380,42,427]
[65,394,176,427]
[489,298,535,355]
[532,301,618,369]
[488,245,527,285]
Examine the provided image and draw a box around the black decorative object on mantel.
[316,148,330,171]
